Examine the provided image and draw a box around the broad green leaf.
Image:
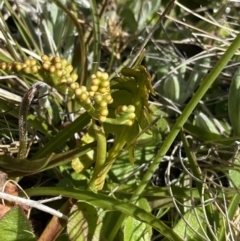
[163,75,181,102]
[162,207,206,241]
[178,57,211,104]
[99,211,123,241]
[124,198,152,241]
[50,1,60,24]
[120,8,137,32]
[184,123,221,141]
[0,206,36,241]
[67,202,106,241]
[121,0,162,30]
[194,112,220,134]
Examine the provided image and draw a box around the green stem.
[90,126,129,190]
[89,66,149,190]
[108,32,240,241]
[88,121,107,191]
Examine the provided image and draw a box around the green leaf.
[184,123,221,141]
[120,8,137,32]
[0,206,36,241]
[124,198,152,241]
[67,202,106,241]
[162,207,206,241]
[50,1,60,24]
[121,0,161,31]
[109,142,157,185]
[100,212,123,241]
[163,75,180,102]
[229,152,240,187]
[194,112,220,134]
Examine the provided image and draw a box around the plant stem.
[88,121,107,191]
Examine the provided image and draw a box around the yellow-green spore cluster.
[41,55,78,86]
[0,55,78,90]
[115,105,136,126]
[0,56,139,125]
[74,71,113,122]
[0,58,39,75]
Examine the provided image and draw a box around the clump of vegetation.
[0,0,240,241]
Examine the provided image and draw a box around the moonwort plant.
[0,54,155,191]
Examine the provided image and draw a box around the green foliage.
[26,187,182,241]
[120,0,162,31]
[123,198,152,241]
[67,202,105,241]
[0,0,240,240]
[162,207,207,241]
[0,207,36,241]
